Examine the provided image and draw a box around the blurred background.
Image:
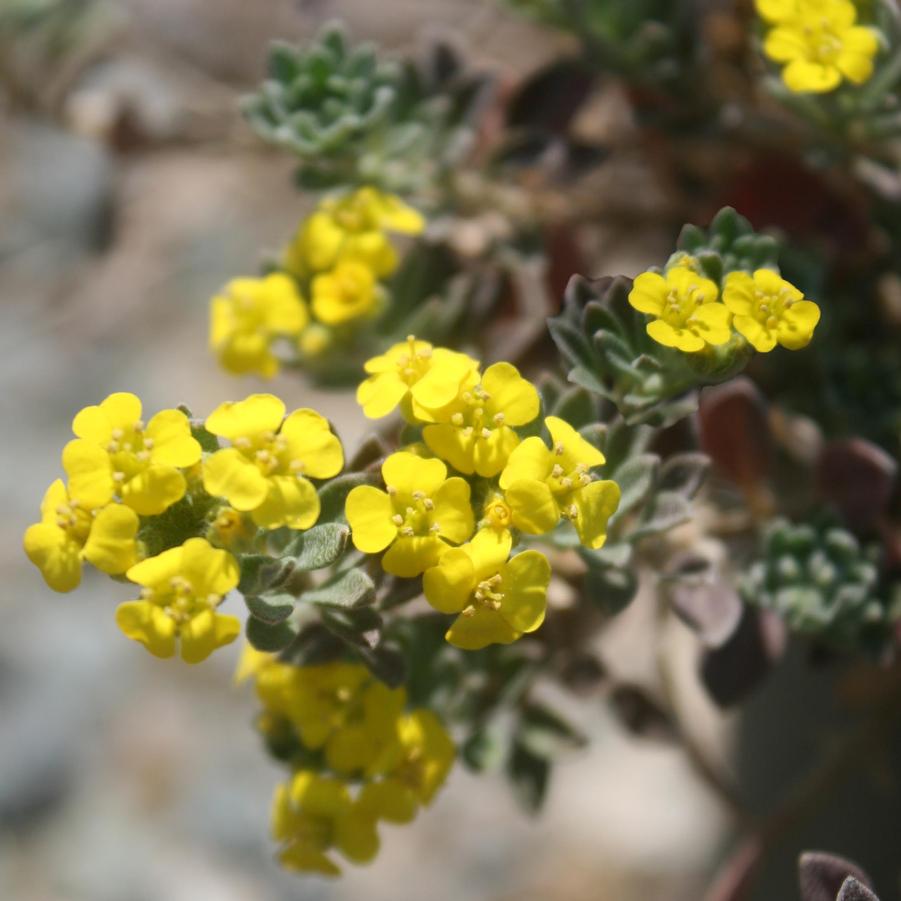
[3,2,891,899]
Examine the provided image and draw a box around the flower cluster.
[346,337,620,650]
[24,391,344,663]
[239,652,455,875]
[629,261,821,355]
[209,187,424,378]
[756,0,879,94]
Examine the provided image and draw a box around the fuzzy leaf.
[304,568,376,609]
[245,592,295,624]
[282,522,350,570]
[246,616,300,652]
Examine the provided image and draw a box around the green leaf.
[507,742,550,813]
[317,473,373,524]
[246,616,300,652]
[462,723,510,772]
[244,592,295,624]
[238,554,281,595]
[552,386,597,430]
[583,560,638,613]
[518,704,586,759]
[303,568,376,609]
[632,490,692,539]
[282,522,350,570]
[658,452,710,499]
[610,453,659,518]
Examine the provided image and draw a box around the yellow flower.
[757,0,879,93]
[272,771,379,876]
[284,187,425,279]
[63,392,202,516]
[360,710,455,823]
[209,273,308,379]
[202,394,343,530]
[23,479,139,592]
[311,260,380,325]
[424,530,550,649]
[255,661,406,774]
[723,269,821,352]
[234,642,274,685]
[356,335,478,420]
[499,416,620,549]
[345,451,474,577]
[629,268,732,353]
[115,537,240,663]
[421,362,540,477]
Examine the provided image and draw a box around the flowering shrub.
[20,8,901,896]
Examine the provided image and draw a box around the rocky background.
[0,2,737,899]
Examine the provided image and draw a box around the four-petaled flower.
[115,537,241,663]
[209,273,308,378]
[202,393,343,530]
[345,451,474,576]
[24,479,139,592]
[500,416,621,549]
[420,362,540,477]
[424,529,550,649]
[272,771,379,876]
[356,335,478,420]
[360,710,456,823]
[284,187,424,279]
[629,268,732,353]
[312,260,380,325]
[63,392,202,515]
[723,269,821,352]
[757,0,879,94]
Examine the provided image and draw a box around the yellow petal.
[778,300,821,349]
[546,416,605,469]
[205,394,285,440]
[382,452,446,496]
[764,26,807,62]
[500,550,550,633]
[382,535,446,577]
[82,503,139,574]
[722,272,755,315]
[733,314,777,352]
[358,781,418,824]
[446,608,519,650]
[472,426,520,478]
[145,409,202,468]
[466,528,513,582]
[73,392,141,441]
[422,423,476,474]
[346,486,396,553]
[120,465,186,515]
[261,272,308,334]
[251,474,320,530]
[334,808,380,863]
[499,436,552,489]
[279,845,341,876]
[647,319,705,352]
[38,478,69,523]
[573,479,621,549]
[628,272,667,315]
[505,479,560,534]
[126,543,182,587]
[23,522,82,592]
[280,409,344,479]
[356,372,409,419]
[202,448,270,510]
[409,350,477,411]
[61,439,114,508]
[481,362,540,426]
[423,547,475,614]
[180,610,241,664]
[115,600,177,658]
[783,59,841,93]
[180,537,240,596]
[432,477,474,544]
[690,302,732,346]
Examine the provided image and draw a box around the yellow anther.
[392,514,404,526]
[451,412,465,426]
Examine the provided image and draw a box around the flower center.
[394,335,433,386]
[145,576,222,626]
[483,496,512,530]
[233,431,306,479]
[389,489,439,538]
[291,813,334,851]
[548,445,594,497]
[753,288,796,331]
[106,420,154,484]
[463,573,504,617]
[450,383,504,441]
[660,284,707,329]
[54,498,94,543]
[394,749,426,791]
